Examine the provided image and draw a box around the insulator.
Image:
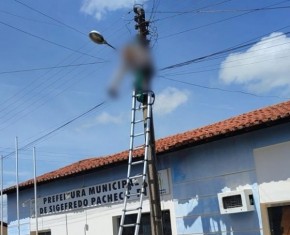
[133,6,139,14]
[134,15,139,22]
[133,6,144,16]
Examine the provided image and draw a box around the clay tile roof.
[4,100,290,193]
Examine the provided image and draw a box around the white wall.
[254,140,290,204]
[28,169,176,235]
[29,195,176,235]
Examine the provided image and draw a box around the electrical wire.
[159,30,290,71]
[0,146,93,159]
[164,53,290,77]
[153,0,234,22]
[0,16,128,132]
[158,0,290,39]
[14,0,86,36]
[0,55,90,122]
[0,10,61,27]
[0,56,89,123]
[0,20,130,129]
[151,5,290,14]
[0,62,105,75]
[158,76,289,100]
[0,20,104,61]
[3,100,108,159]
[161,35,290,76]
[0,64,102,131]
[0,24,125,120]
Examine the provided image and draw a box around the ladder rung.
[125,191,142,197]
[133,119,144,124]
[123,207,141,212]
[131,160,145,165]
[133,132,144,137]
[132,107,142,111]
[121,223,139,228]
[129,174,145,180]
[132,145,144,151]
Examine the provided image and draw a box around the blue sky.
[0,0,290,189]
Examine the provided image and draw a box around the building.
[4,100,290,235]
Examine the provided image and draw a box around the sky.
[0,0,290,193]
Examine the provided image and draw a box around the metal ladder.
[118,90,155,235]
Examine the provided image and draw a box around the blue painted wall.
[156,122,290,235]
[7,122,290,235]
[7,163,130,222]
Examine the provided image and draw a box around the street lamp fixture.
[89,30,116,51]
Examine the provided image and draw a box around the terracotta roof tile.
[4,100,290,193]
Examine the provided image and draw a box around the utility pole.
[133,5,163,235]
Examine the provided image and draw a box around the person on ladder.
[108,35,154,103]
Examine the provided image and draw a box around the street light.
[89,30,116,50]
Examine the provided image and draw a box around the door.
[268,205,290,235]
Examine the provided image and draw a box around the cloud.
[81,0,148,20]
[154,87,189,116]
[77,112,124,131]
[95,112,123,124]
[219,32,290,94]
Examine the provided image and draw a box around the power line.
[0,64,101,131]
[0,10,61,27]
[153,0,233,22]
[0,20,104,61]
[162,52,290,77]
[159,30,290,71]
[158,76,289,100]
[0,46,90,118]
[14,0,86,36]
[0,61,105,75]
[152,5,290,14]
[3,100,107,159]
[161,36,290,76]
[0,16,128,130]
[158,0,290,39]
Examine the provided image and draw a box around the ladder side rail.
[118,91,138,235]
[134,94,153,235]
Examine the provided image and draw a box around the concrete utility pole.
[133,5,164,235]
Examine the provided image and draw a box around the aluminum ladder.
[118,90,155,235]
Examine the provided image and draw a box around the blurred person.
[108,36,154,103]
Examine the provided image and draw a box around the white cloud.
[154,87,189,116]
[95,111,123,124]
[81,0,148,20]
[219,32,290,94]
[77,111,124,131]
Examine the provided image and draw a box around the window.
[117,210,172,235]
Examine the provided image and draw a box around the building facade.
[4,101,290,235]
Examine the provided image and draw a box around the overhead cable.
[14,0,86,35]
[159,30,290,71]
[159,76,289,100]
[0,20,105,61]
[159,0,290,39]
[0,62,105,75]
[152,6,290,14]
[3,100,107,159]
[154,0,233,22]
